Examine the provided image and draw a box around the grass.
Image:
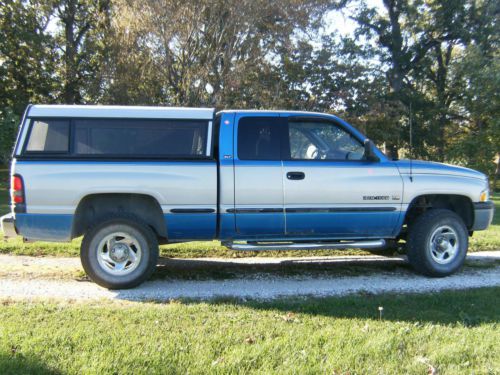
[470,192,500,251]
[0,287,499,374]
[0,169,498,258]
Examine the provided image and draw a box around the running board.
[225,240,386,251]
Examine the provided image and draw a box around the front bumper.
[472,201,495,231]
[1,213,17,238]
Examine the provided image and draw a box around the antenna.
[409,103,413,182]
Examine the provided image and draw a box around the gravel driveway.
[0,252,498,301]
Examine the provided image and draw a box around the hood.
[394,160,486,180]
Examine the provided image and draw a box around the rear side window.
[237,117,284,160]
[73,119,208,157]
[25,120,69,152]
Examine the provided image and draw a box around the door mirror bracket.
[364,139,380,162]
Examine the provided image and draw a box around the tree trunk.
[383,0,406,158]
[61,0,80,104]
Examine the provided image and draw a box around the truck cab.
[1,105,494,289]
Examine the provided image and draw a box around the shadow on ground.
[0,353,60,375]
[151,255,412,280]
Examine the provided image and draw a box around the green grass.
[0,287,499,374]
[0,169,498,258]
[470,192,500,251]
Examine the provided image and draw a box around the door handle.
[287,171,305,180]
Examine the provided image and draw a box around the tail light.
[11,175,26,208]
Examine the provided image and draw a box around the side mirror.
[364,139,380,162]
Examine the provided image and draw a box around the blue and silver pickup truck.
[1,105,495,288]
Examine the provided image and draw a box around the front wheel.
[407,209,468,277]
[81,214,159,289]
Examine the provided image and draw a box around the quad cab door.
[232,114,287,237]
[282,116,403,238]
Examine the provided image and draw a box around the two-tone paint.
[2,105,494,244]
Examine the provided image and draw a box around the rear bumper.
[472,201,495,231]
[1,213,17,238]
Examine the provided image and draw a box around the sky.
[324,0,385,37]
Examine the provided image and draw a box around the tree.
[447,44,500,180]
[102,0,330,107]
[0,0,57,114]
[53,0,110,103]
[0,108,19,165]
[0,0,58,164]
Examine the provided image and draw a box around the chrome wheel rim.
[429,225,459,265]
[97,232,142,275]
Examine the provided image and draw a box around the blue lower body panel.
[219,213,236,239]
[221,211,402,241]
[285,211,400,237]
[15,214,73,241]
[164,213,216,240]
[13,211,402,243]
[235,213,285,237]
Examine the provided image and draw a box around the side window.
[25,120,70,152]
[237,117,283,160]
[288,121,364,160]
[73,119,208,157]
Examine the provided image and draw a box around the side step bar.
[225,239,386,251]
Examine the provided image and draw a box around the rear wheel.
[81,214,159,289]
[407,209,468,277]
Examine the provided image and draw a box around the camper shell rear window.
[22,118,211,159]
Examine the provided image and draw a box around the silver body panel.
[282,162,403,205]
[13,159,217,215]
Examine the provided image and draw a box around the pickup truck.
[1,105,494,289]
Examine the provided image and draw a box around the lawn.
[0,168,498,258]
[0,288,499,374]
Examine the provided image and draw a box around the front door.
[233,114,287,237]
[282,117,403,238]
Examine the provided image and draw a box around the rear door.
[282,117,403,238]
[233,114,287,237]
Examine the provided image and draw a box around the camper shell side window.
[20,117,212,159]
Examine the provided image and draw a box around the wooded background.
[0,0,498,185]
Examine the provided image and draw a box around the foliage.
[447,45,500,178]
[0,0,58,113]
[0,0,498,178]
[0,108,19,165]
[100,0,330,107]
[52,0,112,103]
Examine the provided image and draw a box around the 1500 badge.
[363,195,389,200]
[363,195,401,200]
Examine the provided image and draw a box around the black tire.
[407,209,468,277]
[81,214,159,289]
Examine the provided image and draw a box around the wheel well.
[72,193,167,239]
[404,194,474,230]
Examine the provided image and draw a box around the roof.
[217,109,334,116]
[27,105,215,120]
